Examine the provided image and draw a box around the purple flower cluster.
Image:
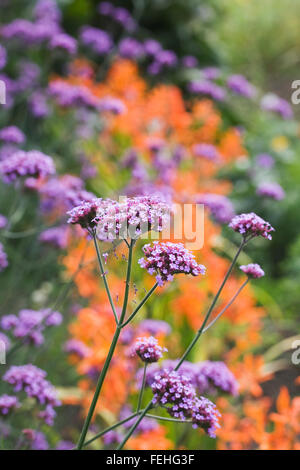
[134,336,167,363]
[192,143,221,162]
[138,319,172,337]
[229,212,275,240]
[3,364,61,425]
[68,195,171,239]
[23,429,49,450]
[188,80,226,101]
[0,394,20,415]
[151,370,220,437]
[80,26,112,55]
[29,91,50,118]
[196,193,235,224]
[256,182,285,200]
[139,242,206,286]
[182,55,198,68]
[118,38,144,59]
[39,226,69,249]
[0,150,55,183]
[0,126,25,144]
[1,308,62,346]
[138,359,238,397]
[261,93,293,119]
[98,2,136,32]
[240,263,265,279]
[255,153,275,169]
[67,198,100,229]
[194,361,239,396]
[98,96,126,115]
[227,74,257,98]
[39,175,95,214]
[49,33,77,55]
[49,81,100,109]
[64,339,91,358]
[191,396,221,437]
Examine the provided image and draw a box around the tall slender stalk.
[117,239,246,450]
[92,231,119,325]
[137,363,147,413]
[76,239,135,450]
[120,282,158,328]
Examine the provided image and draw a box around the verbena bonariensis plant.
[67,198,274,450]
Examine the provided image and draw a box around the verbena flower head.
[194,361,239,396]
[192,143,221,162]
[80,26,112,55]
[139,359,238,396]
[196,193,235,224]
[191,396,221,438]
[0,394,20,415]
[0,243,8,272]
[151,370,221,437]
[240,263,265,279]
[229,212,275,241]
[139,242,206,286]
[151,370,196,419]
[134,336,167,363]
[0,126,25,144]
[0,150,55,183]
[64,339,91,358]
[261,93,293,119]
[67,198,101,229]
[49,33,77,55]
[93,196,172,241]
[256,182,285,200]
[1,309,62,346]
[138,319,171,337]
[39,226,69,249]
[98,96,126,115]
[118,38,144,59]
[3,364,61,425]
[227,74,257,98]
[0,215,7,229]
[188,80,226,101]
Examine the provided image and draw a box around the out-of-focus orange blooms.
[59,59,298,450]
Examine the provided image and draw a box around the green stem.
[137,363,147,413]
[202,278,249,333]
[82,411,142,448]
[146,414,192,424]
[117,239,246,449]
[117,402,153,450]
[92,231,119,325]
[76,239,135,450]
[120,283,158,328]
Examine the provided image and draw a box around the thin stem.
[92,231,119,325]
[137,363,147,413]
[82,411,142,448]
[120,283,158,328]
[76,239,135,450]
[175,238,245,370]
[202,278,249,333]
[146,414,192,424]
[117,402,153,450]
[117,239,246,449]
